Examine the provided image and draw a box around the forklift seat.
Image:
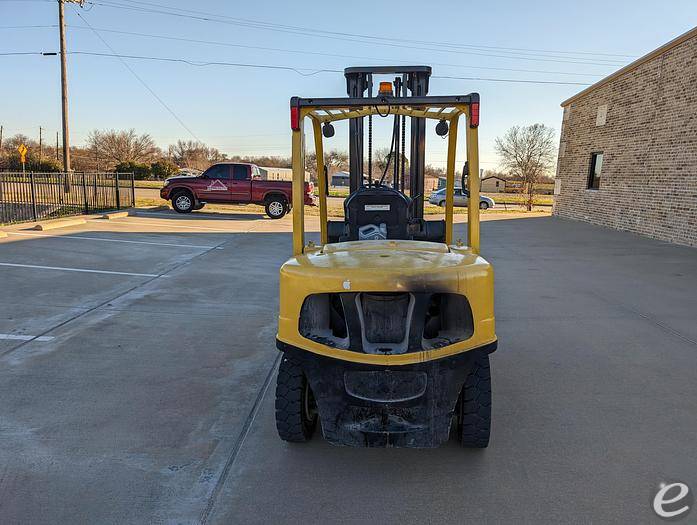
[342,186,411,241]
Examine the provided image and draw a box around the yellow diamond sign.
[17,144,28,163]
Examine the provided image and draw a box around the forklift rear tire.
[275,354,317,442]
[265,197,288,219]
[458,352,491,448]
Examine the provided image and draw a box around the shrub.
[114,161,151,180]
[150,159,179,180]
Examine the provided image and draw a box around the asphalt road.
[0,211,695,523]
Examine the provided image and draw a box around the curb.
[132,205,170,214]
[0,231,7,238]
[101,210,130,220]
[32,218,87,231]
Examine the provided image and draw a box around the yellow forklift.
[275,66,496,448]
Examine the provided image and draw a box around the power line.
[86,1,627,67]
[3,48,594,86]
[67,50,592,85]
[65,24,606,79]
[110,0,636,60]
[69,50,343,76]
[0,24,57,28]
[432,74,588,86]
[0,51,45,55]
[72,9,201,142]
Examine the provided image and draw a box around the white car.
[429,188,495,210]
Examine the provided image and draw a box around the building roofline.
[481,175,507,181]
[561,25,697,107]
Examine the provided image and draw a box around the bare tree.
[495,124,556,211]
[372,148,408,185]
[87,129,158,165]
[167,140,226,170]
[305,149,348,183]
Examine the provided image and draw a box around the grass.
[490,194,553,205]
[134,180,165,188]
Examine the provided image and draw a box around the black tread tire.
[459,352,491,448]
[479,201,489,210]
[172,190,194,213]
[193,202,205,211]
[265,196,288,219]
[275,354,317,442]
[438,200,446,207]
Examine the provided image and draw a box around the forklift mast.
[344,66,432,219]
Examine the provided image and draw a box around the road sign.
[17,144,28,163]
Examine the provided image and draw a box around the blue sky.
[1,0,695,170]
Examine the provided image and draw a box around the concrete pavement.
[0,211,695,523]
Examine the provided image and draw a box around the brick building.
[553,27,697,247]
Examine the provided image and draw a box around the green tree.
[150,159,179,180]
[114,161,151,180]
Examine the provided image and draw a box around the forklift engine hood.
[290,239,483,289]
[277,239,496,367]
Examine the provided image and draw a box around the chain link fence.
[0,172,135,225]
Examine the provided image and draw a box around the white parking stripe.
[0,262,160,277]
[89,218,237,232]
[0,333,55,342]
[7,231,215,249]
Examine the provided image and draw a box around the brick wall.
[553,33,697,247]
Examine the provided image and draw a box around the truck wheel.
[172,191,194,213]
[438,200,446,207]
[275,353,317,442]
[265,196,288,219]
[458,352,491,448]
[479,201,489,210]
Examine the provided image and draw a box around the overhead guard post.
[291,109,305,255]
[311,118,328,245]
[466,107,480,254]
[445,113,459,245]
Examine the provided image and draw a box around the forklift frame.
[289,93,481,255]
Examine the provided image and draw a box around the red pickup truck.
[160,162,315,219]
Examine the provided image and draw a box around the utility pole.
[39,126,43,161]
[56,131,59,161]
[0,125,3,150]
[58,0,71,174]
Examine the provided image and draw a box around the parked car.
[160,162,316,219]
[428,188,495,210]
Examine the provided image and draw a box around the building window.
[587,152,603,190]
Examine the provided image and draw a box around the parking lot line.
[0,333,55,342]
[0,262,160,277]
[6,231,217,249]
[87,218,235,232]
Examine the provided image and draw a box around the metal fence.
[0,172,135,225]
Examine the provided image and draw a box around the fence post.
[29,172,38,221]
[115,172,121,209]
[130,173,135,208]
[82,172,88,214]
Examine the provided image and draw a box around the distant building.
[480,175,507,193]
[330,171,370,187]
[258,166,309,182]
[554,26,697,247]
[436,169,490,192]
[331,171,351,187]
